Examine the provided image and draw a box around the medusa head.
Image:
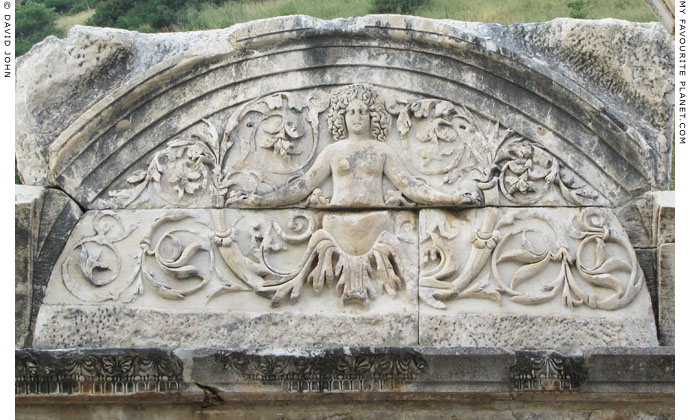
[327,84,389,142]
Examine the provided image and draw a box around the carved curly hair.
[327,84,389,142]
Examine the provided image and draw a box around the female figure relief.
[226,85,481,307]
[233,84,482,208]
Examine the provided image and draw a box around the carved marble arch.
[29,17,667,352]
[46,16,663,210]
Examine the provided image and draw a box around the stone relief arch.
[40,16,671,210]
[17,15,671,352]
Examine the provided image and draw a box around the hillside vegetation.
[17,0,655,56]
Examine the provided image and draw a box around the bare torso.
[326,139,387,206]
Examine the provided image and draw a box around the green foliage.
[56,9,96,32]
[372,0,429,14]
[415,0,654,24]
[16,1,63,56]
[67,0,105,14]
[86,0,208,31]
[43,0,74,14]
[174,0,374,31]
[13,0,659,58]
[566,0,589,19]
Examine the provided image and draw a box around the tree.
[16,2,63,56]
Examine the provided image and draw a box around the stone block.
[652,190,675,244]
[636,248,658,324]
[34,209,419,349]
[582,346,674,393]
[15,186,40,348]
[15,186,82,348]
[657,243,674,346]
[418,207,658,353]
[15,346,674,404]
[615,194,655,248]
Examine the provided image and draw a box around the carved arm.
[383,150,481,206]
[230,147,333,207]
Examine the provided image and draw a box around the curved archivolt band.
[48,15,659,209]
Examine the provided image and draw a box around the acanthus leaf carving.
[393,99,482,184]
[511,351,586,391]
[419,207,643,311]
[213,211,416,308]
[62,84,644,313]
[105,85,614,210]
[57,207,643,312]
[132,212,245,302]
[109,119,226,208]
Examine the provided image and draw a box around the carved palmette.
[16,349,184,395]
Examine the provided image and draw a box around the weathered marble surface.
[657,243,674,347]
[15,400,675,420]
[418,207,657,353]
[17,16,672,357]
[615,194,655,248]
[17,346,674,395]
[15,188,36,348]
[650,191,674,347]
[16,347,674,420]
[15,186,82,348]
[652,191,675,244]
[33,205,656,352]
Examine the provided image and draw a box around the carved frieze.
[511,351,586,391]
[18,17,670,354]
[418,207,657,351]
[15,349,184,395]
[419,207,644,310]
[217,350,427,392]
[103,85,605,209]
[46,209,419,309]
[33,83,659,351]
[46,203,648,317]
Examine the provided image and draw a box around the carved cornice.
[511,351,586,391]
[15,349,184,395]
[217,350,428,392]
[15,347,674,396]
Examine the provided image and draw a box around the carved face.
[344,99,370,138]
